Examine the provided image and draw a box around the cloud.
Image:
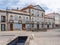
[0,0,60,13]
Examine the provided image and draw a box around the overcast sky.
[0,0,60,14]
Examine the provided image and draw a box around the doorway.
[22,24,26,30]
[10,23,13,31]
[1,24,5,31]
[37,24,39,30]
[47,24,49,29]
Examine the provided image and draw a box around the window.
[31,9,34,16]
[26,17,29,21]
[1,16,6,22]
[37,11,39,16]
[1,24,5,31]
[14,16,18,21]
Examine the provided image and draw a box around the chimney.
[17,7,19,10]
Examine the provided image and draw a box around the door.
[22,24,26,30]
[47,24,49,29]
[10,23,13,31]
[37,24,39,30]
[1,24,5,31]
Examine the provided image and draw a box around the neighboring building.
[46,13,60,28]
[0,5,45,31]
[53,13,60,28]
[44,15,55,29]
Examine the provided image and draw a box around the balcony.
[1,16,6,22]
[18,20,22,23]
[44,22,47,25]
[37,22,40,24]
[1,20,6,22]
[31,21,34,24]
[9,20,14,23]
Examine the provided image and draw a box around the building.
[0,5,45,31]
[46,13,60,29]
[44,15,55,29]
[20,5,45,30]
[0,9,30,31]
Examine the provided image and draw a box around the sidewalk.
[0,29,60,45]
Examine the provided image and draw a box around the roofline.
[33,5,45,12]
[0,10,29,15]
[46,12,60,15]
[20,5,45,12]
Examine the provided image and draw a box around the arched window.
[1,16,6,22]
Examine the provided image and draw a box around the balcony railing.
[9,20,14,23]
[1,20,6,22]
[31,21,34,23]
[37,22,40,24]
[18,20,22,23]
[44,22,47,25]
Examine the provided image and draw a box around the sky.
[0,0,60,14]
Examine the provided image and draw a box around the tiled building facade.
[0,5,45,31]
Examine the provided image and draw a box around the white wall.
[0,12,7,31]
